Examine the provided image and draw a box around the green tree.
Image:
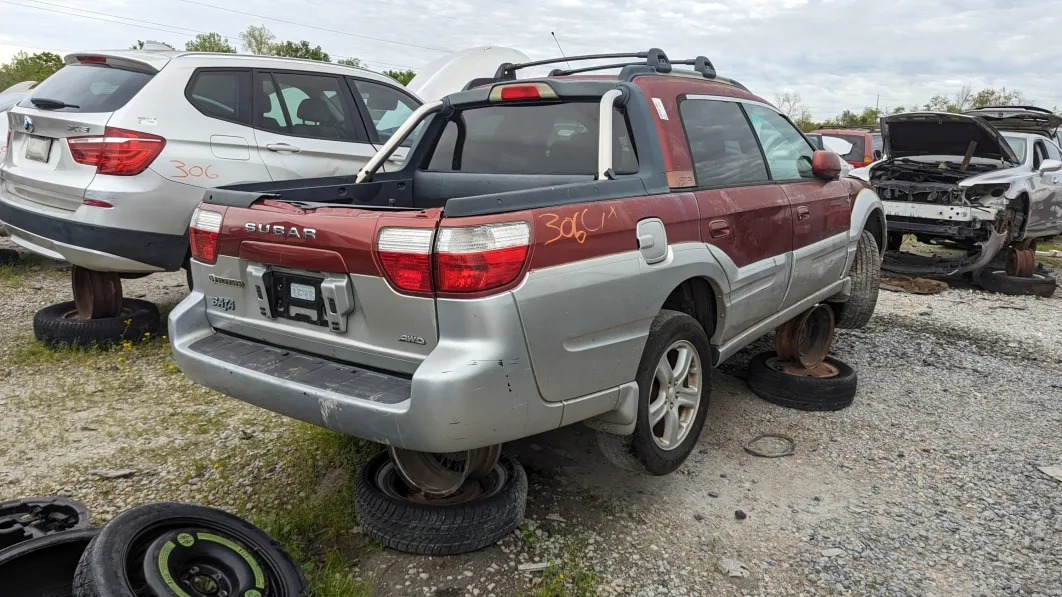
[923,94,957,113]
[383,69,416,86]
[185,33,236,53]
[272,40,329,62]
[0,51,63,90]
[240,25,276,55]
[337,57,363,68]
[969,86,1025,109]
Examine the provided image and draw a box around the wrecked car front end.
[871,112,1026,275]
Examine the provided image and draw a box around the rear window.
[829,134,867,161]
[425,102,638,175]
[18,64,152,113]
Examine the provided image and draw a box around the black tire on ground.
[33,299,160,348]
[978,269,1057,298]
[0,248,19,266]
[0,496,92,552]
[832,230,881,330]
[886,232,904,252]
[746,351,857,411]
[355,451,527,556]
[0,527,99,597]
[73,502,306,597]
[595,309,712,476]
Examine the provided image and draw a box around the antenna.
[550,32,572,70]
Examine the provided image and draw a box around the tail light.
[435,222,530,293]
[863,156,873,165]
[68,127,166,176]
[376,222,532,296]
[377,227,434,293]
[189,207,223,264]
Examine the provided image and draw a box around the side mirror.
[811,150,843,180]
[873,150,882,160]
[1038,159,1062,174]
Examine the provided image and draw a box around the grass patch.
[3,331,172,369]
[0,253,68,285]
[251,425,382,596]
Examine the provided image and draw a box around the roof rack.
[487,48,749,92]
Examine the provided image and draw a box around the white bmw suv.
[0,46,518,345]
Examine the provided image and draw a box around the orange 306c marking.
[540,205,618,245]
[171,160,219,180]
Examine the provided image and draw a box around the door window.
[678,98,769,187]
[351,79,421,146]
[744,104,816,181]
[257,72,365,142]
[187,70,251,125]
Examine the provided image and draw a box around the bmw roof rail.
[488,48,749,92]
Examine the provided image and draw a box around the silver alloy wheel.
[648,339,702,451]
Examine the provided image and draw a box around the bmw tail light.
[68,127,166,176]
[189,207,223,264]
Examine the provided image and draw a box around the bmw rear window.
[19,64,152,113]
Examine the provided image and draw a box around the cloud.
[3,0,1060,116]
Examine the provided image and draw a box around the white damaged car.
[856,109,1062,295]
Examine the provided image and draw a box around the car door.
[251,71,376,181]
[1028,139,1062,235]
[346,78,423,171]
[743,103,851,310]
[677,96,792,342]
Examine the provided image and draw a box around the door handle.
[266,143,301,153]
[708,219,730,239]
[638,234,656,249]
[796,206,811,220]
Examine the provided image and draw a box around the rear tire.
[832,230,881,330]
[355,452,527,556]
[746,351,857,411]
[978,269,1056,298]
[33,299,160,348]
[595,310,711,475]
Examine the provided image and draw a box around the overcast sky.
[1,0,1059,118]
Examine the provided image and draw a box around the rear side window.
[186,70,251,125]
[351,79,421,145]
[425,102,638,175]
[20,64,151,113]
[679,99,769,187]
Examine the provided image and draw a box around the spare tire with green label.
[72,502,305,597]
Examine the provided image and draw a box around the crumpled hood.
[881,112,1019,164]
[963,107,1062,137]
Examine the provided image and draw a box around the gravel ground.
[1,239,1060,596]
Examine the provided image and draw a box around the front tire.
[832,230,881,329]
[596,310,712,476]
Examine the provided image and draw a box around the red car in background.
[810,128,882,168]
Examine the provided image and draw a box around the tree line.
[1,25,416,91]
[778,88,1062,132]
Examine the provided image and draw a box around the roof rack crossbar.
[486,47,748,92]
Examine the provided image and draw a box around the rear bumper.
[0,199,187,272]
[168,291,626,453]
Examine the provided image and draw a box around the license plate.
[24,136,52,162]
[289,282,316,302]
